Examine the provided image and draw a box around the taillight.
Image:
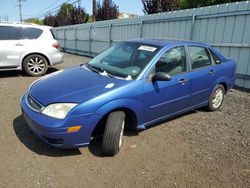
[52,42,60,49]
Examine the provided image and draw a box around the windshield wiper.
[86,63,128,80]
[102,70,117,78]
[85,63,103,74]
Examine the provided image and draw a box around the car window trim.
[208,48,222,65]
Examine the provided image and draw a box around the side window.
[155,46,186,76]
[188,46,212,69]
[209,49,222,64]
[20,27,43,39]
[0,26,17,40]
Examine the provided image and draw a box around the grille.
[27,94,44,112]
[42,136,63,145]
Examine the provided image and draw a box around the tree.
[71,6,89,24]
[56,3,74,26]
[142,0,178,14]
[179,0,246,9]
[24,18,43,25]
[44,14,56,26]
[44,3,88,27]
[96,0,119,21]
[92,0,97,22]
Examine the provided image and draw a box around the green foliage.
[179,0,247,9]
[24,18,43,25]
[44,3,88,27]
[96,0,119,21]
[142,0,178,14]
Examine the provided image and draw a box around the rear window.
[19,27,43,39]
[50,29,56,39]
[0,26,17,40]
[188,46,212,69]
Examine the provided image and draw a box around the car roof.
[128,38,210,48]
[0,22,52,30]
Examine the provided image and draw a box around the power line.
[23,0,63,17]
[29,0,74,19]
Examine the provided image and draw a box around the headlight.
[42,103,78,119]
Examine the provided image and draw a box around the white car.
[0,22,63,76]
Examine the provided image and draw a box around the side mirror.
[152,72,171,81]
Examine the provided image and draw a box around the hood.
[29,65,127,106]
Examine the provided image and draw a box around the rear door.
[187,45,217,106]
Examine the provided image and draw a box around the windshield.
[86,42,161,79]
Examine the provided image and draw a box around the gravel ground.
[0,53,249,188]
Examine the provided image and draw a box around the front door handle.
[209,70,216,75]
[179,78,188,85]
[15,43,24,46]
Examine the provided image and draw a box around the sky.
[0,0,144,22]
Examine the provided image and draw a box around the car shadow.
[13,115,81,157]
[14,110,198,158]
[88,110,197,157]
[0,68,59,78]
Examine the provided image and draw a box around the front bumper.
[20,93,101,148]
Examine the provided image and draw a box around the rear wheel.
[23,54,48,76]
[207,85,225,111]
[102,111,125,156]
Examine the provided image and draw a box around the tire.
[23,54,48,76]
[102,111,125,156]
[207,85,225,111]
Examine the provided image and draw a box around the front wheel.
[207,85,225,111]
[23,54,48,76]
[102,111,125,156]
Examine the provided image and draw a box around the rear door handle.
[15,43,24,46]
[209,70,216,75]
[178,78,188,84]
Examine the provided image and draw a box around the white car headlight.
[42,103,78,119]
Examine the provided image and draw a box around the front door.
[0,26,25,68]
[144,46,192,123]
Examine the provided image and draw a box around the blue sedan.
[20,39,236,156]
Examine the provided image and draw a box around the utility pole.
[18,0,26,22]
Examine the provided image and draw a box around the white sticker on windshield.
[138,45,157,52]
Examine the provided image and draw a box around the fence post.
[64,28,66,52]
[89,26,92,56]
[75,27,77,55]
[109,24,112,47]
[190,14,196,40]
[140,21,144,38]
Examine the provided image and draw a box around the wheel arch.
[214,77,229,93]
[21,52,51,69]
[218,82,227,92]
[91,102,141,138]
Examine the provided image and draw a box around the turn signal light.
[67,126,82,133]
